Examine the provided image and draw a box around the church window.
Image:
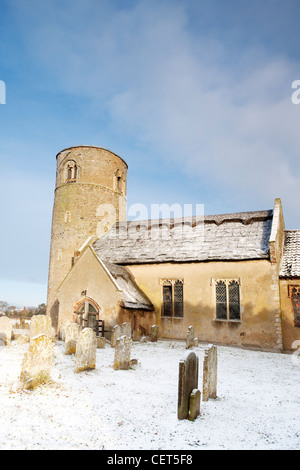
[66,161,78,182]
[228,281,240,320]
[216,281,227,319]
[75,300,99,330]
[115,170,123,193]
[161,279,184,318]
[174,280,184,318]
[291,287,300,327]
[215,279,241,321]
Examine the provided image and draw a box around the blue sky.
[0,0,300,306]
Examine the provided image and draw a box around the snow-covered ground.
[0,338,299,450]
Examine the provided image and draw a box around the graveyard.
[0,316,299,450]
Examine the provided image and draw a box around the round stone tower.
[46,146,128,328]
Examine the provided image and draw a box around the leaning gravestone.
[150,325,159,342]
[65,323,80,355]
[178,350,201,420]
[20,334,54,390]
[0,316,12,345]
[75,328,97,373]
[186,325,198,349]
[114,335,132,370]
[30,315,55,340]
[202,344,218,402]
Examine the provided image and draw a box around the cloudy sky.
[0,0,300,306]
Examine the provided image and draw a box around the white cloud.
[7,0,300,226]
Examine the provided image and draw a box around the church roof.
[279,230,300,278]
[93,209,273,264]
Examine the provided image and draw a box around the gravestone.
[65,323,80,355]
[114,335,132,370]
[202,345,218,402]
[186,325,198,349]
[150,325,159,342]
[0,316,12,345]
[140,336,148,343]
[178,350,200,420]
[111,324,122,348]
[16,333,30,344]
[111,323,132,347]
[30,315,55,340]
[60,321,72,341]
[20,334,54,390]
[75,328,97,373]
[189,389,201,421]
[122,322,131,339]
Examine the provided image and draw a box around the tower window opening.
[117,176,121,191]
[115,170,123,193]
[66,161,78,182]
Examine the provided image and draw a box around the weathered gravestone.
[16,333,30,344]
[20,334,54,390]
[202,345,218,402]
[0,316,12,345]
[111,324,122,348]
[114,335,132,370]
[65,323,80,355]
[178,350,201,420]
[111,322,132,347]
[122,322,131,339]
[150,325,159,342]
[75,328,97,373]
[189,389,201,421]
[60,321,72,341]
[186,325,198,349]
[30,314,55,340]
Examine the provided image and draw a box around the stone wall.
[47,146,128,329]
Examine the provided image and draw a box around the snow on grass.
[0,339,299,450]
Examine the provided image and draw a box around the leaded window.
[161,279,184,318]
[216,281,227,319]
[291,287,300,328]
[162,285,173,317]
[228,280,240,320]
[174,281,184,318]
[215,279,241,321]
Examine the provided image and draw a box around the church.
[46,146,300,352]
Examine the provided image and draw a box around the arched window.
[75,300,99,330]
[66,160,78,182]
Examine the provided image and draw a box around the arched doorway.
[74,298,102,334]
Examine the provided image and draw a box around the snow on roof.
[280,230,300,278]
[93,210,273,265]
